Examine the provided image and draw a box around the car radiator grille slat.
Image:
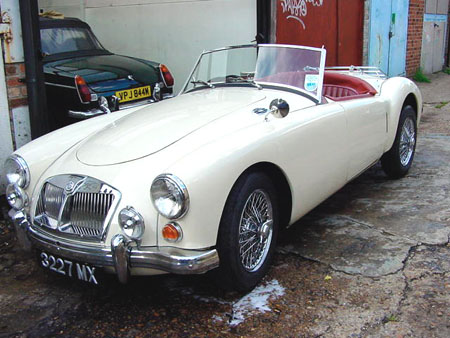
[33,175,120,241]
[69,192,114,238]
[43,183,65,219]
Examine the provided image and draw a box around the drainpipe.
[256,0,271,43]
[19,0,49,138]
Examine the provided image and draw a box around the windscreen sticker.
[304,74,319,92]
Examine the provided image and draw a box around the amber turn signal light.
[162,222,183,243]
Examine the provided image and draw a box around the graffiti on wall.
[280,0,324,29]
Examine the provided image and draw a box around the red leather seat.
[323,72,377,101]
[322,84,358,98]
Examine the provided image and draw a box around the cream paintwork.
[14,106,142,196]
[379,77,422,150]
[76,89,267,165]
[13,74,422,274]
[339,97,387,180]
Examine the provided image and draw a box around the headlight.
[150,174,189,219]
[6,184,28,210]
[4,155,30,188]
[118,206,145,240]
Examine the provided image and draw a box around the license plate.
[115,85,151,103]
[40,251,99,285]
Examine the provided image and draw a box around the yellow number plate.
[115,85,151,103]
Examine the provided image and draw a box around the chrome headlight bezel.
[4,155,30,189]
[150,174,189,220]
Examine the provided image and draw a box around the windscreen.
[255,46,324,100]
[40,27,104,56]
[183,45,325,102]
[183,46,258,92]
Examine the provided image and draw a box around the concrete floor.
[0,73,449,337]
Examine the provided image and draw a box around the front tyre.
[215,172,279,292]
[381,105,417,179]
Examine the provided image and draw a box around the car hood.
[44,54,159,92]
[76,89,266,165]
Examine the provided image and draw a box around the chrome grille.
[69,192,115,238]
[33,175,120,241]
[43,183,65,219]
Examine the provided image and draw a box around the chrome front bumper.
[9,210,219,284]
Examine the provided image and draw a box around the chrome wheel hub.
[399,117,416,166]
[258,220,273,243]
[238,189,273,272]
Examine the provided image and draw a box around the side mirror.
[269,99,290,118]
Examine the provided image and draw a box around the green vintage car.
[41,17,174,129]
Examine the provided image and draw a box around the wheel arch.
[402,93,418,118]
[380,77,423,152]
[214,161,290,291]
[226,161,293,229]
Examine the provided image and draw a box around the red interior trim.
[257,70,377,102]
[323,72,377,100]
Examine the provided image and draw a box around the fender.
[160,119,283,249]
[379,77,423,153]
[13,107,140,195]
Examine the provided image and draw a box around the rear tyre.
[381,105,417,179]
[215,172,279,292]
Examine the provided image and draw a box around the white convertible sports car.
[5,44,421,291]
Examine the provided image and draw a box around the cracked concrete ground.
[0,73,449,337]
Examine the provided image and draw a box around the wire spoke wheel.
[381,105,417,179]
[238,189,273,272]
[216,172,279,291]
[399,116,416,166]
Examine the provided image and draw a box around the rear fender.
[379,77,422,152]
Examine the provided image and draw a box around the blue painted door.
[369,0,410,77]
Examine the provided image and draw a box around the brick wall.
[4,62,30,149]
[5,62,27,110]
[406,0,425,77]
[362,0,370,65]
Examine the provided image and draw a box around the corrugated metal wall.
[276,0,364,66]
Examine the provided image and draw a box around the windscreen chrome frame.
[180,44,327,103]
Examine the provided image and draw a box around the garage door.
[421,0,449,73]
[276,0,364,66]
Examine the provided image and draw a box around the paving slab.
[368,245,450,337]
[279,214,415,276]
